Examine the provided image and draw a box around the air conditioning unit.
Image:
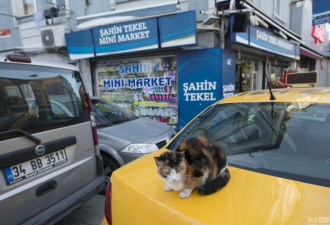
[40,25,68,48]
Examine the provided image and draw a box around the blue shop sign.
[65,30,95,60]
[231,16,300,60]
[222,49,236,99]
[159,11,197,48]
[177,47,236,129]
[92,18,159,56]
[313,0,330,25]
[65,11,197,60]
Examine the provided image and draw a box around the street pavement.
[55,194,105,225]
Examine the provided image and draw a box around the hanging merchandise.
[236,59,258,92]
[97,56,178,130]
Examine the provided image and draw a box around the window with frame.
[46,0,67,16]
[274,0,287,23]
[52,0,66,8]
[23,0,34,15]
[13,0,67,17]
[13,0,36,17]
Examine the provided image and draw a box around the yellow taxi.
[103,88,330,225]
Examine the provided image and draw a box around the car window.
[0,63,90,140]
[168,102,330,187]
[91,99,137,127]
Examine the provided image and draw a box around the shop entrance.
[236,59,259,92]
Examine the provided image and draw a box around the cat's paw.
[179,189,193,198]
[164,185,173,192]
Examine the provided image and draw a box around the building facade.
[0,0,329,129]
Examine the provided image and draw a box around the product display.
[97,56,178,130]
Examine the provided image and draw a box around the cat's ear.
[177,151,185,159]
[154,157,160,165]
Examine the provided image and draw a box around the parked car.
[104,88,330,225]
[0,54,104,225]
[90,97,176,194]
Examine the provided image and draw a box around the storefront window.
[269,65,289,88]
[236,60,258,92]
[299,55,316,71]
[96,56,178,130]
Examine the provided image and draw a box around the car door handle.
[36,180,57,197]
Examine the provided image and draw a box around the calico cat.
[154,136,230,198]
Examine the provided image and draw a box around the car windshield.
[168,102,330,187]
[91,98,138,128]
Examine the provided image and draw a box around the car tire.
[99,154,119,195]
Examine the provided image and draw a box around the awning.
[300,46,324,61]
[239,1,303,45]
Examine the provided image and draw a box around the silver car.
[0,54,104,225]
[90,97,176,193]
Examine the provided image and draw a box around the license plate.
[3,149,68,185]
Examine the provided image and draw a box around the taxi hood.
[110,149,330,225]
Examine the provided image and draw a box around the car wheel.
[99,154,119,195]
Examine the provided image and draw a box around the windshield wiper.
[0,129,41,144]
[96,122,113,128]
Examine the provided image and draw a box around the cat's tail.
[197,168,230,195]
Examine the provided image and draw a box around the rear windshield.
[0,63,90,140]
[91,98,137,128]
[169,102,330,187]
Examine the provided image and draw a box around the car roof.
[0,54,79,71]
[220,88,330,104]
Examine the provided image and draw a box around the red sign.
[0,29,11,37]
[312,25,325,43]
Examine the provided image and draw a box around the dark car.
[90,97,176,194]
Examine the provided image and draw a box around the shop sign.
[159,11,197,48]
[178,48,223,129]
[182,80,217,101]
[223,84,235,98]
[250,26,299,59]
[65,11,197,60]
[230,16,300,60]
[0,29,10,38]
[312,0,330,25]
[65,29,95,60]
[92,18,159,56]
[313,14,330,25]
[312,25,325,43]
[102,76,173,89]
[222,50,236,98]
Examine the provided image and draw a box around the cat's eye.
[176,166,181,172]
[162,171,170,177]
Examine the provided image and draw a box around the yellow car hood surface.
[110,149,330,225]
